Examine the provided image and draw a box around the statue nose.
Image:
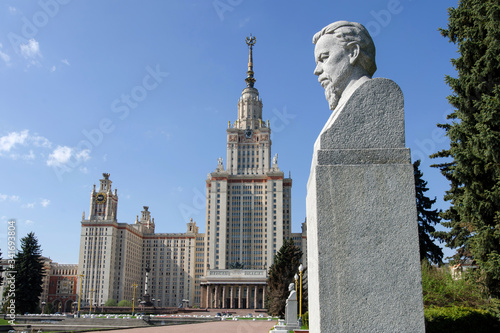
[314,64,322,76]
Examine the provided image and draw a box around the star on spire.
[245,34,256,88]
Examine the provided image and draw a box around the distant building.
[0,258,78,313]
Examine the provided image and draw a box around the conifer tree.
[0,249,3,287]
[266,239,303,317]
[431,0,500,297]
[13,232,45,313]
[414,160,443,264]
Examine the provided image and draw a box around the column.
[201,285,207,309]
[254,285,258,309]
[215,285,219,309]
[207,285,212,308]
[262,286,266,309]
[246,285,250,309]
[222,285,226,309]
[238,286,242,309]
[230,285,234,309]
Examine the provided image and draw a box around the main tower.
[204,36,292,271]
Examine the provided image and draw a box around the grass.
[0,318,12,325]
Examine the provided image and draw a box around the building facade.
[0,258,78,313]
[76,37,306,310]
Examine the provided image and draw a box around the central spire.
[245,34,256,88]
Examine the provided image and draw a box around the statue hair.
[313,21,377,77]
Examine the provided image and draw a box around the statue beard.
[323,62,352,111]
[324,83,341,111]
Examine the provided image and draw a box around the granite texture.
[306,77,425,332]
[320,78,405,150]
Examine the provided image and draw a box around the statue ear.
[347,42,360,65]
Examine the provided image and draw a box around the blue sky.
[0,0,458,264]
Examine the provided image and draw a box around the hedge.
[425,306,500,333]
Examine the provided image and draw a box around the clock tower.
[89,173,118,221]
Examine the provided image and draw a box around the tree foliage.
[431,0,500,297]
[266,239,303,317]
[414,160,444,264]
[118,300,133,307]
[13,232,45,314]
[104,299,118,307]
[0,249,3,287]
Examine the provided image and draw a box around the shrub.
[421,261,487,307]
[118,300,132,307]
[425,306,500,333]
[301,311,309,329]
[104,299,117,307]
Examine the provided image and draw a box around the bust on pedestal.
[306,20,425,332]
[271,283,300,332]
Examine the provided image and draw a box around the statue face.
[314,34,353,110]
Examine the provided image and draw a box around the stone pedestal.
[306,78,425,332]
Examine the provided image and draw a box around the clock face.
[96,193,106,203]
[245,129,253,138]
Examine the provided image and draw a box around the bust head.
[313,21,376,110]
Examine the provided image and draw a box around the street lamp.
[132,283,138,315]
[89,288,94,315]
[77,273,84,315]
[298,264,304,325]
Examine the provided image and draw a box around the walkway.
[99,319,277,333]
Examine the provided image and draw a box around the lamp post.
[132,283,138,315]
[298,264,304,325]
[77,273,84,315]
[89,288,94,315]
[41,301,46,314]
[294,274,298,294]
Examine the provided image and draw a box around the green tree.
[45,302,54,314]
[266,239,303,317]
[0,249,3,287]
[431,0,500,297]
[414,160,444,264]
[118,300,133,307]
[104,299,117,307]
[12,232,45,314]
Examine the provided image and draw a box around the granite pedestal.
[306,78,425,332]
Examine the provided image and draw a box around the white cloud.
[46,146,91,167]
[8,6,16,14]
[0,43,10,66]
[61,59,70,66]
[0,193,20,202]
[20,39,41,59]
[0,130,52,159]
[22,202,35,209]
[30,134,51,148]
[46,146,72,166]
[0,130,29,152]
[51,65,56,72]
[25,219,34,225]
[40,199,50,207]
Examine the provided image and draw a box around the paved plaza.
[100,319,278,333]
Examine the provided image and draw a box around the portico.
[200,269,267,309]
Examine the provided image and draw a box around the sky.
[0,0,459,264]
